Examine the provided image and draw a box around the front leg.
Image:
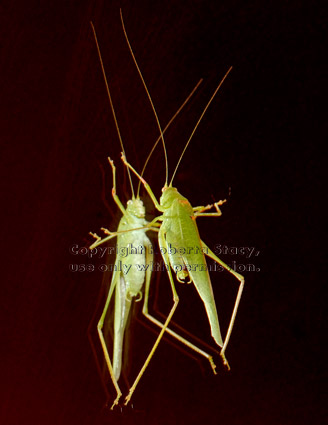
[107,157,126,215]
[121,153,164,213]
[89,221,160,250]
[193,199,227,217]
[89,230,118,250]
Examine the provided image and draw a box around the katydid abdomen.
[112,210,152,380]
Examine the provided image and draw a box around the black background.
[1,1,324,424]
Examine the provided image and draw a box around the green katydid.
[89,22,154,409]
[88,22,203,409]
[119,9,245,406]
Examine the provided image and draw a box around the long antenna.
[137,78,203,197]
[120,9,169,187]
[90,21,135,199]
[170,66,233,186]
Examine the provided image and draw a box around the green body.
[123,153,245,385]
[112,199,152,379]
[89,180,155,409]
[159,187,223,346]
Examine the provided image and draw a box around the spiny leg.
[124,229,179,406]
[89,225,159,250]
[121,153,163,212]
[107,157,127,215]
[97,268,122,409]
[87,288,112,404]
[202,241,244,369]
[89,230,118,250]
[193,200,227,217]
[142,271,217,374]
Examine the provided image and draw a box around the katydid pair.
[89,10,244,409]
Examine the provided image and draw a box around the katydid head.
[126,198,145,218]
[160,185,189,210]
[160,185,177,208]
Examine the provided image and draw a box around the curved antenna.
[170,66,233,186]
[137,78,203,197]
[90,22,135,199]
[120,9,168,187]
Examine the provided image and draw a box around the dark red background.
[1,1,324,424]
